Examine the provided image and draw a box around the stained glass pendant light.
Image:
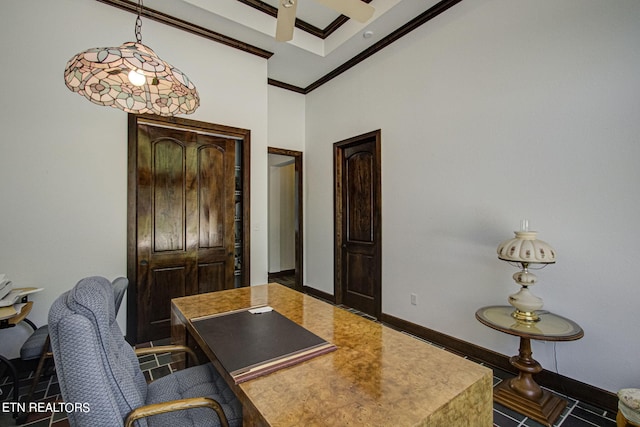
[64,0,199,116]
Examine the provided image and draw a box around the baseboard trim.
[379,313,618,414]
[302,286,336,305]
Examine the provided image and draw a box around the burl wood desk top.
[171,283,492,427]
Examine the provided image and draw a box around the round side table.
[476,305,584,427]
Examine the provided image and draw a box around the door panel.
[153,138,186,252]
[198,262,227,294]
[346,252,374,297]
[146,267,186,330]
[347,152,374,243]
[335,131,381,318]
[198,145,226,248]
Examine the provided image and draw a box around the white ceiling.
[140,0,446,89]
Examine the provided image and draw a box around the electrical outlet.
[410,293,417,305]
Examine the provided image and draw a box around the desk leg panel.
[241,401,269,427]
[425,370,493,426]
[170,306,187,370]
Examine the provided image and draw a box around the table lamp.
[496,220,556,322]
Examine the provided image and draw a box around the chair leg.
[0,355,19,417]
[24,335,52,404]
[16,336,53,424]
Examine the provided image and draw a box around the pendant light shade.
[64,42,199,116]
[64,0,199,116]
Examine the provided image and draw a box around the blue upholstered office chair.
[19,277,129,406]
[48,276,242,427]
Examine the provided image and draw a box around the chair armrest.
[134,345,200,366]
[124,397,229,427]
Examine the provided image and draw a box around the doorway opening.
[267,147,303,291]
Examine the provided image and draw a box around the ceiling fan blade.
[314,0,375,23]
[276,0,298,42]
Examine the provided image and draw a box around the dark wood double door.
[128,115,249,343]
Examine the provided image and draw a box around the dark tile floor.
[268,273,296,289]
[1,285,618,426]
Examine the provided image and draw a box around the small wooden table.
[173,284,494,426]
[1,288,42,414]
[0,301,34,328]
[476,305,584,427]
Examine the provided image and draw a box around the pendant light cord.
[134,0,143,43]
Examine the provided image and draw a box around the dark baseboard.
[302,285,336,305]
[379,313,618,414]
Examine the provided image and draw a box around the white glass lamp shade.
[497,231,556,264]
[64,42,199,116]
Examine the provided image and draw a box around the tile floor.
[1,288,619,427]
[267,273,296,289]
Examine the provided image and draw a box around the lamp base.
[511,309,540,322]
[508,285,543,322]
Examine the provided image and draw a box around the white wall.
[0,0,268,357]
[305,0,640,393]
[268,87,306,152]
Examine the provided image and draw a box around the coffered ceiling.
[98,0,462,92]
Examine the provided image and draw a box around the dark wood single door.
[133,122,236,343]
[334,130,381,318]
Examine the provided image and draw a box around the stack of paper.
[0,283,43,308]
[0,274,12,300]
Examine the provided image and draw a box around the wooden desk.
[172,283,493,426]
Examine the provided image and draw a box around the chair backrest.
[112,276,129,315]
[48,276,148,427]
